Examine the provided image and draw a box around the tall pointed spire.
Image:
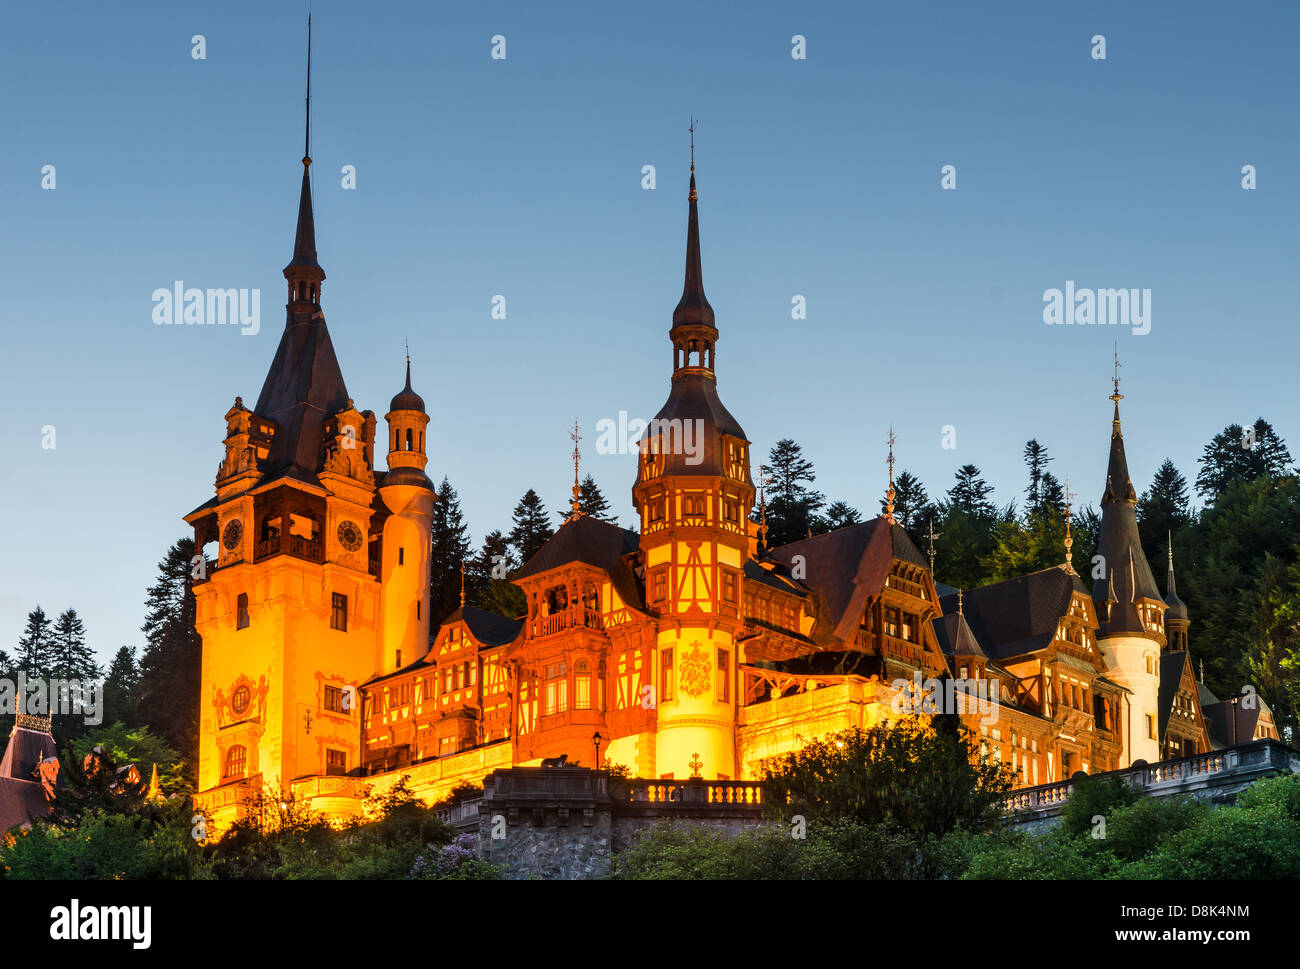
[256,14,348,476]
[1091,351,1163,637]
[671,118,717,373]
[286,13,323,279]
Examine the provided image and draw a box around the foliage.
[136,537,202,771]
[759,718,1015,841]
[429,476,474,628]
[1195,418,1293,503]
[761,439,826,546]
[508,488,554,565]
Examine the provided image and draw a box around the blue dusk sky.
[1,0,1297,665]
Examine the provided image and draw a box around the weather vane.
[925,517,941,575]
[1111,342,1123,404]
[1063,476,1075,573]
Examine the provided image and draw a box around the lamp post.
[593,731,603,771]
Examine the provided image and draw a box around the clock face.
[222,519,243,551]
[337,520,363,553]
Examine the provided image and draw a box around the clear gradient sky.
[2,0,1297,667]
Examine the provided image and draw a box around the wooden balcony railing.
[254,534,322,564]
[529,606,604,639]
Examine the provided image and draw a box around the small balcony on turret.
[530,604,604,640]
[252,486,326,566]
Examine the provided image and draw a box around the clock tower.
[186,38,382,827]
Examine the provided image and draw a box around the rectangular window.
[683,495,705,518]
[650,499,665,523]
[723,500,740,523]
[721,570,737,603]
[236,593,249,630]
[652,568,667,605]
[661,649,674,702]
[544,663,568,714]
[324,685,346,713]
[1147,713,1156,740]
[325,749,346,776]
[717,649,730,703]
[331,593,348,631]
[399,547,405,565]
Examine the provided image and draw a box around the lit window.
[326,749,346,776]
[661,649,674,702]
[331,593,348,631]
[721,570,737,603]
[1147,714,1156,739]
[324,685,346,713]
[652,569,668,604]
[575,660,592,710]
[544,663,568,714]
[224,745,246,778]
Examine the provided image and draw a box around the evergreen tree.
[823,500,861,531]
[761,439,826,546]
[1039,472,1065,515]
[1195,418,1293,503]
[1023,440,1052,515]
[577,475,614,522]
[469,529,526,620]
[508,489,553,565]
[15,606,54,678]
[429,477,473,628]
[50,608,99,680]
[946,465,996,518]
[136,538,202,770]
[1138,458,1192,563]
[102,646,141,729]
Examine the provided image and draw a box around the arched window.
[406,428,413,451]
[224,744,247,778]
[575,660,591,710]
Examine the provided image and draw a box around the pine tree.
[824,500,862,530]
[102,646,141,728]
[1138,458,1192,562]
[469,529,526,619]
[761,439,826,546]
[50,608,99,680]
[577,475,614,522]
[1023,440,1052,515]
[947,465,996,517]
[15,606,54,678]
[1039,472,1065,514]
[136,538,202,768]
[509,489,553,565]
[429,477,473,628]
[1195,418,1293,503]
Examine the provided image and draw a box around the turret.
[1091,356,1165,766]
[378,355,436,672]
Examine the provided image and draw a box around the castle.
[185,66,1276,833]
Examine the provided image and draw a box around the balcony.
[529,606,604,640]
[254,533,323,564]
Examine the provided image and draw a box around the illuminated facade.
[187,76,1214,832]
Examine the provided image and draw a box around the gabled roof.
[1201,697,1262,749]
[1157,650,1191,738]
[766,518,928,646]
[515,515,643,609]
[939,565,1089,662]
[440,606,521,648]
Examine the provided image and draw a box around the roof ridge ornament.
[568,420,584,521]
[883,426,897,524]
[1063,476,1076,574]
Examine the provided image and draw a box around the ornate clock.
[222,519,243,551]
[337,520,363,553]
